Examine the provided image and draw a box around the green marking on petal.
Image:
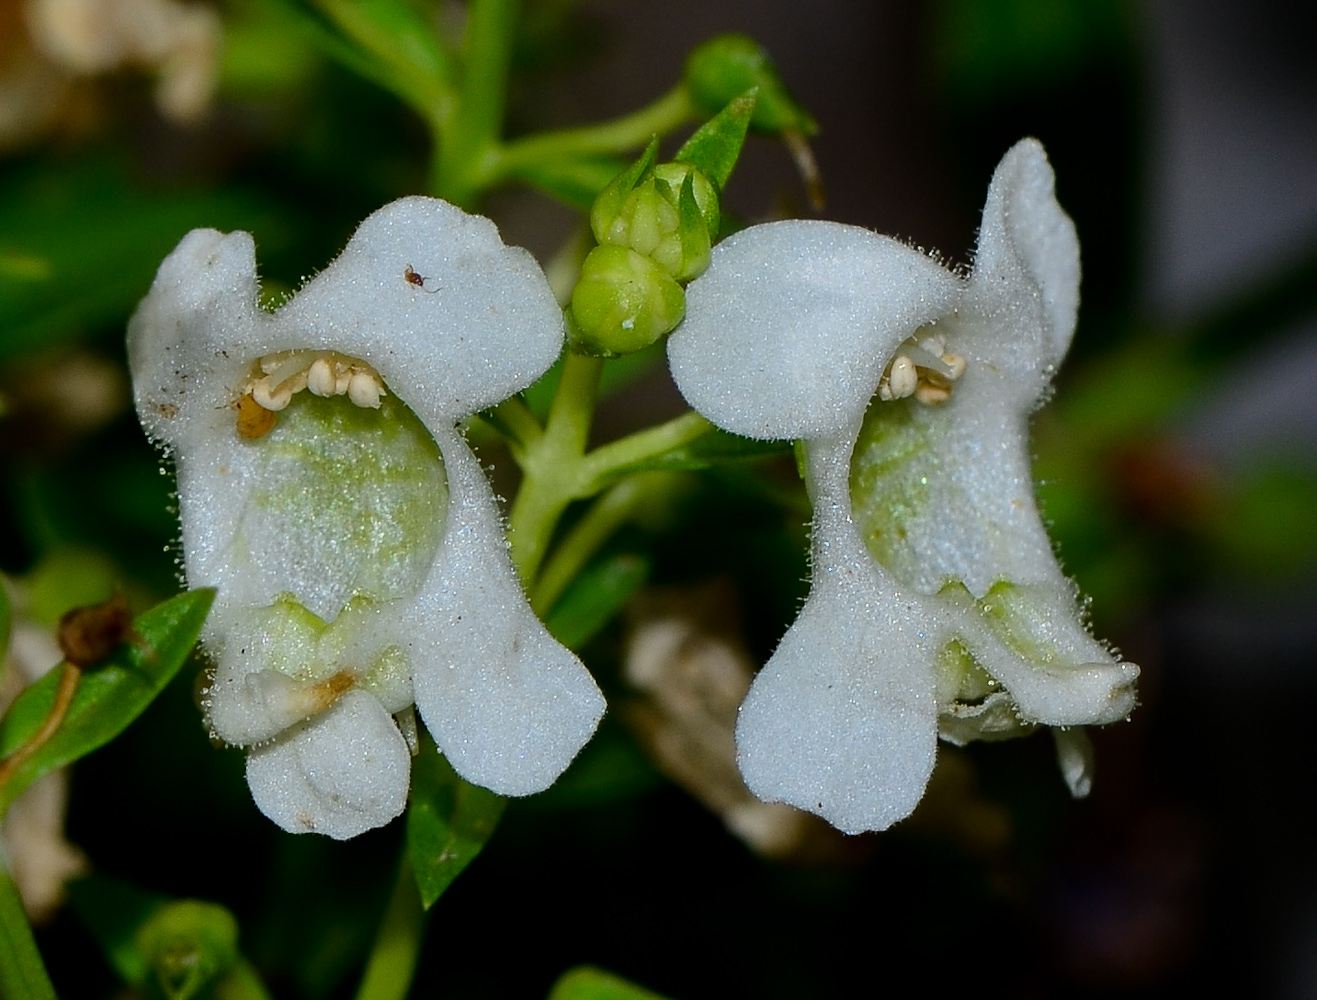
[976,580,1079,667]
[933,637,997,706]
[850,395,936,579]
[240,389,447,621]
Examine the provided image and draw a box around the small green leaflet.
[0,588,214,815]
[406,732,507,910]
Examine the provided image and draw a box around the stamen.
[237,350,388,427]
[348,371,383,408]
[251,377,293,411]
[307,357,336,397]
[877,328,970,407]
[879,354,918,401]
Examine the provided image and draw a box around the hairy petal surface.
[737,433,940,833]
[673,138,1139,833]
[130,197,604,835]
[668,220,959,441]
[246,690,411,840]
[408,426,607,797]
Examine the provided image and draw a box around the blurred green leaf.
[68,877,162,986]
[0,588,214,814]
[23,547,119,627]
[934,0,1127,104]
[0,869,57,1000]
[548,965,672,1000]
[0,160,289,362]
[70,879,269,1000]
[1211,463,1317,582]
[545,551,649,650]
[0,579,10,661]
[406,733,506,910]
[138,901,241,1000]
[675,91,756,191]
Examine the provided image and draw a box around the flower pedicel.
[129,197,605,839]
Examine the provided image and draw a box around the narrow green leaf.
[353,857,425,1000]
[675,171,712,273]
[0,868,57,1000]
[311,0,454,115]
[548,965,672,1000]
[0,588,215,814]
[545,552,650,651]
[674,90,757,191]
[406,734,506,910]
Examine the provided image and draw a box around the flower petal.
[246,689,410,840]
[970,137,1080,379]
[277,197,565,424]
[736,433,940,834]
[669,220,960,441]
[408,426,606,796]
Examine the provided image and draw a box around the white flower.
[129,197,605,839]
[667,139,1137,834]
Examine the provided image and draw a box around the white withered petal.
[130,197,605,839]
[668,139,1137,834]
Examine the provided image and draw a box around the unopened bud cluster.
[570,148,721,357]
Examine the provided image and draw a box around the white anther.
[335,371,352,395]
[251,377,292,411]
[278,369,309,396]
[886,355,918,400]
[348,372,383,408]
[941,352,967,381]
[914,382,952,406]
[307,357,336,396]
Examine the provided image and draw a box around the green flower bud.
[591,157,718,281]
[685,34,817,136]
[569,244,686,356]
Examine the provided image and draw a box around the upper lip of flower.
[129,196,606,838]
[666,138,1138,834]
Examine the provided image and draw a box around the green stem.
[578,411,711,493]
[432,0,518,205]
[507,352,603,584]
[495,86,696,180]
[354,855,427,1000]
[0,866,57,1000]
[483,395,543,455]
[531,475,649,614]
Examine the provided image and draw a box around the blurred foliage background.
[2,0,1316,997]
